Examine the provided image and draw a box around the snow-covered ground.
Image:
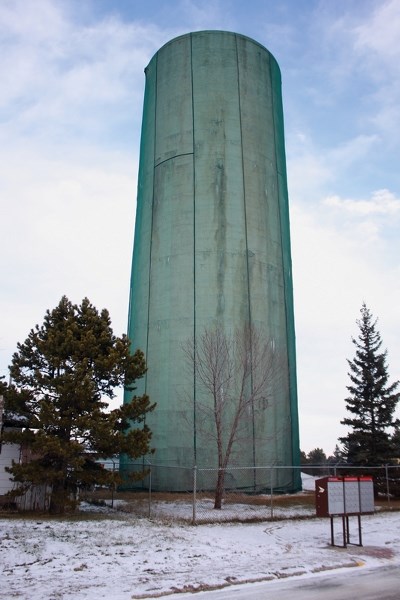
[1,504,400,600]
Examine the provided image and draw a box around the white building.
[0,395,21,501]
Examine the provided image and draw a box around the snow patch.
[1,510,399,599]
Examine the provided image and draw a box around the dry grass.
[82,487,400,510]
[2,487,400,521]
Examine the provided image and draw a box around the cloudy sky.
[1,0,399,455]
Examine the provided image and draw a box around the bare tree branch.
[183,323,282,508]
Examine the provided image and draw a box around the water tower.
[124,31,300,492]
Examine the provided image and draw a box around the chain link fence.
[85,462,400,524]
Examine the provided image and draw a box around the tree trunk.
[49,480,67,515]
[214,469,225,509]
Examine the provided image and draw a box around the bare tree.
[183,324,281,509]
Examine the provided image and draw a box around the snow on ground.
[1,506,400,600]
[116,497,315,522]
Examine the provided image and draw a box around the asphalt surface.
[175,564,400,599]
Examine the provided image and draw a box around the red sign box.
[315,476,374,517]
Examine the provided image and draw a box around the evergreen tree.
[301,448,327,475]
[3,296,155,514]
[307,447,327,465]
[300,450,308,465]
[391,428,400,460]
[327,444,345,465]
[339,303,399,465]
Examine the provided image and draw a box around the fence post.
[148,466,152,518]
[111,461,115,509]
[270,466,274,519]
[192,465,197,525]
[385,464,391,504]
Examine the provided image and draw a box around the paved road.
[175,565,400,600]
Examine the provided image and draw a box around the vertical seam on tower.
[269,56,295,467]
[190,33,197,464]
[145,54,158,397]
[235,34,256,474]
[269,56,281,463]
[235,37,253,339]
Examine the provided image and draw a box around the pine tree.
[339,303,399,465]
[307,448,327,465]
[327,444,345,465]
[391,428,400,460]
[3,296,155,514]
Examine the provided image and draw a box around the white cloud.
[179,0,235,30]
[0,144,137,371]
[350,0,400,140]
[291,196,400,455]
[287,154,332,204]
[0,0,166,377]
[324,189,400,217]
[287,134,380,208]
[321,189,400,245]
[328,135,380,170]
[353,0,400,67]
[1,0,400,456]
[0,0,67,42]
[0,0,170,143]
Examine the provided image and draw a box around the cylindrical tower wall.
[124,31,300,491]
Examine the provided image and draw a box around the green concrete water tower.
[123,31,301,491]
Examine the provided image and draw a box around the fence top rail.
[119,464,296,471]
[117,462,400,471]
